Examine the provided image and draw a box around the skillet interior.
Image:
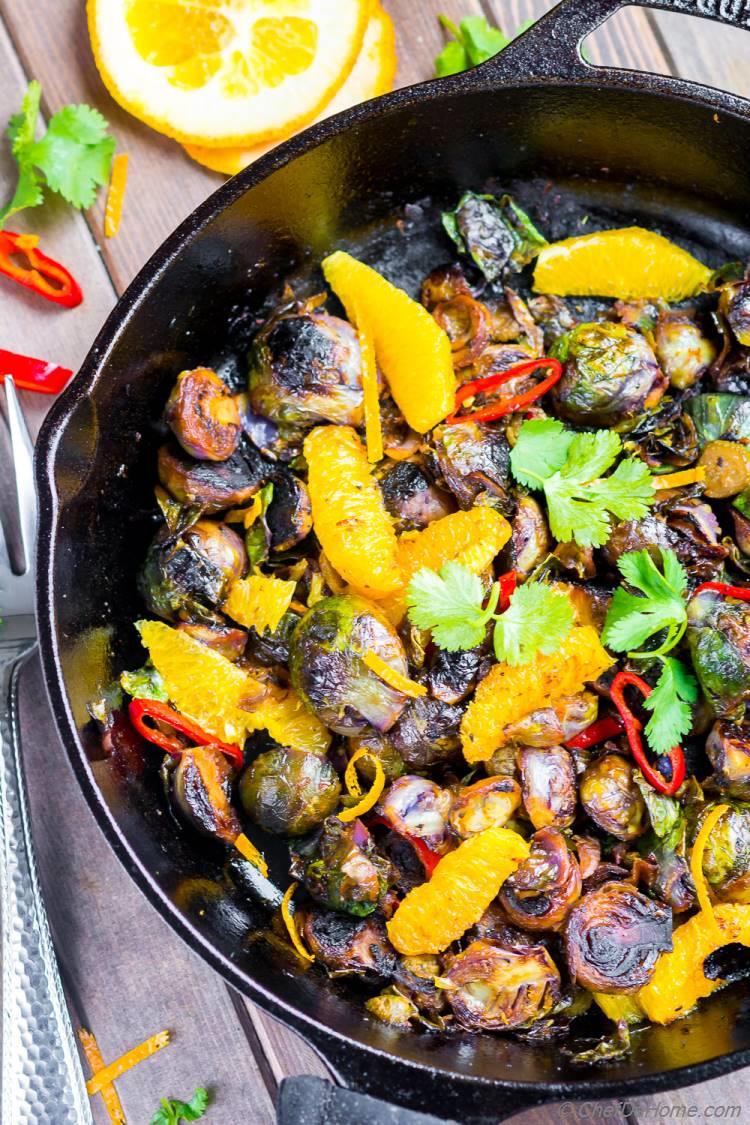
[37,77,750,1118]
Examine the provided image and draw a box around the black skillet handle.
[466,0,750,84]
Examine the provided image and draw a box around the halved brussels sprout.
[429,421,513,514]
[449,776,521,839]
[239,747,340,836]
[580,754,646,841]
[509,497,551,577]
[158,440,269,513]
[378,461,455,533]
[249,310,363,427]
[693,802,750,902]
[506,693,598,749]
[427,643,488,706]
[289,595,410,735]
[377,775,451,850]
[706,721,750,799]
[266,469,313,552]
[564,882,672,992]
[171,745,241,843]
[165,367,241,461]
[445,939,560,1030]
[420,263,473,310]
[298,906,395,976]
[552,322,667,429]
[139,519,247,621]
[519,745,577,830]
[389,696,463,771]
[720,278,750,346]
[500,828,582,931]
[687,588,750,716]
[291,817,389,917]
[654,312,716,390]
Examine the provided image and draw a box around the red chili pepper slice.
[0,348,73,394]
[498,570,517,612]
[693,581,750,600]
[128,698,244,769]
[565,714,625,751]
[367,814,442,877]
[609,671,685,797]
[0,231,83,308]
[446,357,563,425]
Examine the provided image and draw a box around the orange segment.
[386,826,530,955]
[460,626,613,764]
[185,5,397,174]
[322,251,455,434]
[224,573,295,634]
[304,424,402,600]
[533,227,712,302]
[88,0,369,147]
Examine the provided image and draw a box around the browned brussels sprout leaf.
[562,1021,631,1066]
[244,481,274,566]
[365,986,419,1026]
[685,394,750,446]
[632,769,682,840]
[442,192,547,281]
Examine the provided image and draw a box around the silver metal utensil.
[0,375,93,1124]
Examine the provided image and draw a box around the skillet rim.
[34,63,750,1104]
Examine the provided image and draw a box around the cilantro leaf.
[434,38,467,77]
[406,561,487,650]
[150,1087,209,1125]
[0,80,43,226]
[492,582,574,667]
[434,13,521,77]
[601,548,688,655]
[510,419,655,548]
[643,656,698,755]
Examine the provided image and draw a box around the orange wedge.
[322,251,455,433]
[533,227,712,302]
[88,0,369,147]
[186,4,396,174]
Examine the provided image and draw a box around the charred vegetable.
[442,193,547,281]
[564,882,672,992]
[165,367,241,461]
[249,308,363,427]
[377,775,451,850]
[653,311,715,390]
[720,277,750,346]
[298,906,395,976]
[693,802,750,902]
[139,519,247,621]
[449,776,522,839]
[171,745,241,843]
[378,460,455,532]
[176,621,248,662]
[698,440,750,499]
[388,696,463,770]
[580,754,646,841]
[519,745,577,830]
[429,422,513,514]
[266,469,313,551]
[158,440,269,513]
[291,816,390,917]
[427,644,487,706]
[239,747,340,836]
[552,322,667,428]
[506,693,598,749]
[685,394,750,446]
[706,721,750,799]
[290,595,410,735]
[687,587,750,716]
[445,939,560,1029]
[500,828,582,931]
[509,497,551,577]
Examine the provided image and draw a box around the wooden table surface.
[3,1,750,1121]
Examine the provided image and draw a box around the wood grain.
[650,7,750,98]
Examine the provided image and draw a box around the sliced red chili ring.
[609,671,685,797]
[498,569,517,612]
[565,714,625,751]
[128,698,244,769]
[0,231,82,308]
[0,348,73,394]
[445,357,562,425]
[693,581,750,600]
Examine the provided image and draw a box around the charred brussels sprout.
[289,595,410,735]
[580,754,646,841]
[291,817,390,917]
[720,278,750,346]
[176,621,247,662]
[693,802,750,902]
[449,776,522,839]
[420,262,473,310]
[507,693,598,749]
[388,696,463,770]
[347,731,405,783]
[377,775,451,850]
[249,310,363,427]
[519,745,577,830]
[139,519,247,621]
[687,588,750,716]
[605,498,727,583]
[239,747,340,836]
[564,882,672,992]
[500,828,582,931]
[265,469,313,552]
[429,422,514,514]
[445,939,560,1030]
[158,439,269,513]
[245,611,297,667]
[552,322,667,428]
[171,745,241,843]
[427,644,488,706]
[509,497,551,577]
[706,721,750,799]
[442,192,547,281]
[378,460,454,532]
[298,907,395,976]
[165,367,241,461]
[654,312,716,390]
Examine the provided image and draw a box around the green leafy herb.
[642,656,698,755]
[150,1087,209,1125]
[435,14,509,76]
[0,80,115,228]
[510,419,654,547]
[120,664,168,702]
[406,562,574,666]
[601,548,688,657]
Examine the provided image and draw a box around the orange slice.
[224,573,295,634]
[322,251,455,434]
[185,4,396,174]
[88,0,369,147]
[533,227,712,302]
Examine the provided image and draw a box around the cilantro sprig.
[509,419,654,548]
[150,1087,209,1125]
[406,561,574,666]
[643,656,698,755]
[434,14,532,77]
[1,80,115,228]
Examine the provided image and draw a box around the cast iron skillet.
[35,0,750,1118]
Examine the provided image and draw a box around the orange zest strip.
[339,746,386,822]
[690,803,730,943]
[280,882,314,962]
[104,153,129,238]
[359,320,383,463]
[363,651,426,698]
[234,831,269,877]
[78,1029,125,1125]
[653,466,706,491]
[85,1030,170,1096]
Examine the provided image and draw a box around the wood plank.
[649,8,750,99]
[18,654,276,1125]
